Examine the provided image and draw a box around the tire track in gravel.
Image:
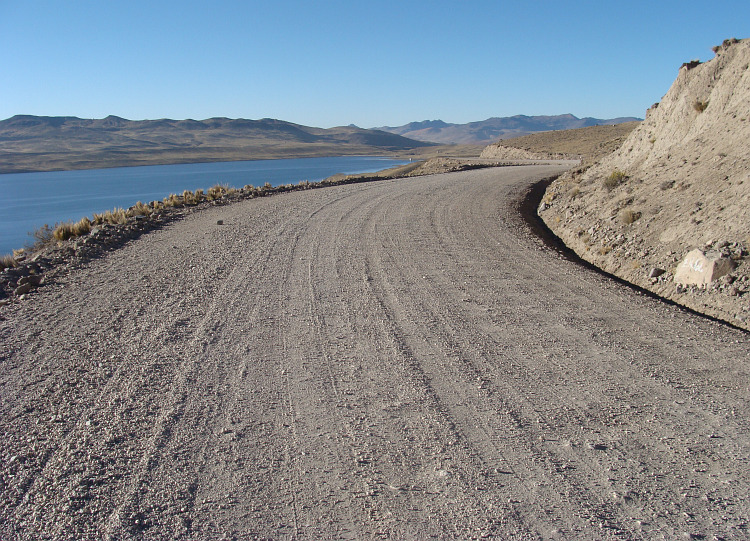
[2,164,750,540]
[356,172,608,538]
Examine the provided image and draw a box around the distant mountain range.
[374,114,642,144]
[0,115,435,173]
[0,113,643,173]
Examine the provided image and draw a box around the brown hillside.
[481,122,639,161]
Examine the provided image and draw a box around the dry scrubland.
[481,122,639,162]
[538,38,750,330]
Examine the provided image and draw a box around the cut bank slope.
[539,38,750,330]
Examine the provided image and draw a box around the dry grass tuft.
[98,208,128,225]
[127,201,151,217]
[693,100,709,113]
[163,194,182,208]
[603,169,628,191]
[0,254,18,270]
[54,217,92,241]
[207,184,229,201]
[619,208,641,225]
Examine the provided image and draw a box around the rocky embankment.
[537,38,750,330]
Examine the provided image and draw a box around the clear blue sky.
[1,0,747,128]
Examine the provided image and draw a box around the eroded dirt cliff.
[539,38,750,329]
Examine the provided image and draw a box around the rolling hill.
[0,115,436,173]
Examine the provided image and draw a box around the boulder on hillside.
[674,249,735,286]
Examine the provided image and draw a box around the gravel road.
[2,165,749,540]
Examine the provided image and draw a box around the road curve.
[1,165,749,540]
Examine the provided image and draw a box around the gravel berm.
[1,164,749,540]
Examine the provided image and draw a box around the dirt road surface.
[2,165,749,540]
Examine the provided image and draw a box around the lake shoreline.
[0,145,484,175]
[1,156,414,255]
[0,158,526,303]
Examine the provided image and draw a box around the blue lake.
[0,156,409,255]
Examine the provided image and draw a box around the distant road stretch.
[2,164,749,539]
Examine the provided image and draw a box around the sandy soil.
[2,165,749,540]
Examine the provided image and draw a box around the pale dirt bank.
[538,38,750,331]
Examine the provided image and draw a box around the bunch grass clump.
[53,217,92,241]
[207,184,230,201]
[0,254,18,271]
[92,208,128,225]
[603,169,628,191]
[126,201,152,217]
[163,193,183,208]
[619,208,641,225]
[693,100,709,113]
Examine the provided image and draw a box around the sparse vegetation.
[693,100,709,113]
[603,169,628,191]
[126,201,152,217]
[93,208,128,225]
[0,254,18,271]
[31,224,54,248]
[619,208,641,225]
[713,38,739,53]
[164,194,182,208]
[53,217,92,241]
[207,184,231,201]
